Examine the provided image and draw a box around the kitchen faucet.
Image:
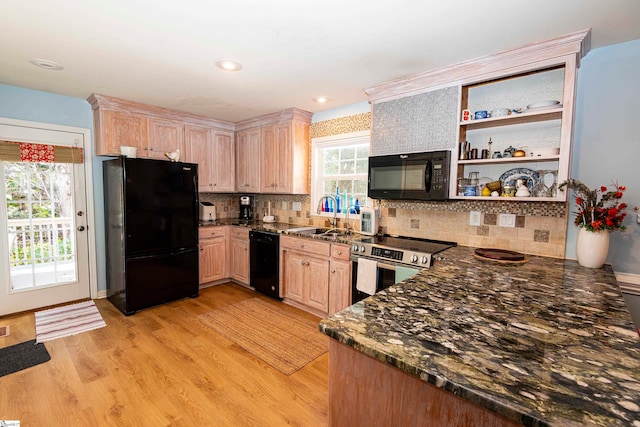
[316,195,337,228]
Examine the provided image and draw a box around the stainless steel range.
[350,235,456,303]
[351,235,456,267]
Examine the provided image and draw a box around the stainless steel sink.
[283,227,321,234]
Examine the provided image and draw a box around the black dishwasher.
[249,230,281,300]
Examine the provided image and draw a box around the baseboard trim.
[96,290,107,299]
[616,272,640,295]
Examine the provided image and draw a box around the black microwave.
[367,150,451,200]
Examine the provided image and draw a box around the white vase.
[576,228,610,268]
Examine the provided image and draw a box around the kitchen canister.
[120,146,137,158]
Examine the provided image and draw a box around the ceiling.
[2,0,640,123]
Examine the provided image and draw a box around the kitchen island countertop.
[319,245,640,426]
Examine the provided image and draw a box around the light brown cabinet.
[185,127,235,192]
[199,227,228,285]
[146,117,184,160]
[236,108,312,195]
[94,109,147,156]
[328,244,352,315]
[88,93,236,163]
[211,131,235,192]
[280,235,351,315]
[236,127,261,192]
[229,227,250,285]
[185,125,214,192]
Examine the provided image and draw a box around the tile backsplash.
[201,192,568,258]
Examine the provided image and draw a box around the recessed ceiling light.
[215,59,243,71]
[313,96,330,104]
[29,58,64,71]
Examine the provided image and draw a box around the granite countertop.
[319,246,640,426]
[198,219,360,244]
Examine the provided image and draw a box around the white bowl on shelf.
[526,100,560,110]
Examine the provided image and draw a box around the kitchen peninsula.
[319,246,640,426]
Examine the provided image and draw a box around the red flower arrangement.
[558,179,627,232]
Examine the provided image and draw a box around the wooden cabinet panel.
[99,110,147,156]
[260,124,278,192]
[236,127,261,192]
[282,251,305,303]
[306,256,330,312]
[281,235,331,314]
[199,226,227,285]
[147,118,184,160]
[199,237,226,284]
[229,227,249,285]
[212,131,235,192]
[186,125,214,192]
[329,258,351,315]
[275,122,292,193]
[236,108,311,194]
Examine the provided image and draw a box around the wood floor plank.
[0,283,328,426]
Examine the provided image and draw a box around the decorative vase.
[576,228,610,268]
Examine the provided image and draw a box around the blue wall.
[0,83,107,292]
[2,36,639,295]
[568,39,640,274]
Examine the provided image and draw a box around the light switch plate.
[292,202,302,212]
[498,213,516,227]
[469,211,481,226]
[281,201,288,210]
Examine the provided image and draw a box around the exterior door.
[0,120,93,315]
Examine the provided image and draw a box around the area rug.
[0,339,50,377]
[198,298,328,375]
[35,300,106,344]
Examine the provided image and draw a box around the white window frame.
[311,130,370,220]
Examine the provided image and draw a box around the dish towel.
[395,266,418,284]
[356,258,378,295]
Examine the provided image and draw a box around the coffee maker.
[239,195,254,221]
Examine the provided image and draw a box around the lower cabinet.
[329,244,352,315]
[199,226,227,285]
[229,227,250,285]
[281,235,351,315]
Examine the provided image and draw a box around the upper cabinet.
[184,126,235,192]
[88,94,235,164]
[235,108,312,195]
[236,127,261,192]
[147,117,184,160]
[364,30,591,202]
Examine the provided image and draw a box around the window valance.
[0,140,83,164]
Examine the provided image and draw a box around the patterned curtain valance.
[0,140,83,164]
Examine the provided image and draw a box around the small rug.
[35,300,106,344]
[0,339,50,377]
[198,298,328,375]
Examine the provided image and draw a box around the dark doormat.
[0,339,51,377]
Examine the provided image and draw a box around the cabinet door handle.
[337,251,342,255]
[331,269,336,273]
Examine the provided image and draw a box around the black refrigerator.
[104,157,199,315]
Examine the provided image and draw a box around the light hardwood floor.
[0,283,329,426]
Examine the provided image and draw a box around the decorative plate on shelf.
[499,167,541,189]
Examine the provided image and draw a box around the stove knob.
[421,256,429,264]
[352,244,359,252]
[410,254,418,263]
[359,245,366,253]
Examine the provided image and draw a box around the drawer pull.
[331,269,336,273]
[337,251,342,255]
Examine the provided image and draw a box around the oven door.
[351,258,419,304]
